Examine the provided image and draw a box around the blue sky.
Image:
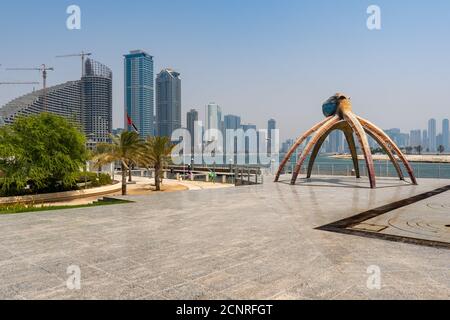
[1,0,450,139]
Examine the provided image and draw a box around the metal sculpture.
[275,93,417,188]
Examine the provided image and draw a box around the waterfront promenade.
[331,154,450,163]
[0,176,449,299]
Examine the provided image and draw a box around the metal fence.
[123,165,264,186]
[280,161,450,180]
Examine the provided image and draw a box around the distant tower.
[267,119,276,155]
[124,50,154,138]
[156,68,181,137]
[205,103,222,131]
[422,130,428,150]
[224,115,241,130]
[409,130,422,148]
[187,109,198,155]
[443,119,449,152]
[428,119,437,152]
[205,103,222,141]
[329,130,344,153]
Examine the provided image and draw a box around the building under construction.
[0,58,112,146]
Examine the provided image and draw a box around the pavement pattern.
[0,176,449,300]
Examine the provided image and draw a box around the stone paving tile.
[193,271,250,292]
[34,276,151,300]
[221,280,286,300]
[138,273,189,293]
[161,281,229,300]
[0,177,449,299]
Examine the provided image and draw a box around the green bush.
[98,173,112,186]
[74,172,112,188]
[0,113,88,196]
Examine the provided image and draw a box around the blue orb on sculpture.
[322,99,338,117]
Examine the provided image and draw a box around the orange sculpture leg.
[275,116,332,182]
[358,116,417,185]
[343,111,376,188]
[291,116,341,185]
[364,127,404,181]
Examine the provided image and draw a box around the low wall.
[0,182,122,205]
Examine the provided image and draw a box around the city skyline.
[1,1,450,140]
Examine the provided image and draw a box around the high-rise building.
[223,115,241,163]
[156,68,181,137]
[242,124,258,164]
[224,114,241,130]
[82,58,113,144]
[0,81,82,126]
[124,50,154,138]
[428,118,437,152]
[422,130,428,150]
[267,119,276,155]
[186,109,198,154]
[205,103,222,141]
[186,109,198,139]
[385,128,409,148]
[443,119,449,152]
[328,130,344,153]
[409,130,422,148]
[205,103,222,131]
[437,134,443,150]
[0,58,113,146]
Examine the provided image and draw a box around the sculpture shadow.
[277,176,414,189]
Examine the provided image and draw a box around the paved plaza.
[0,176,449,299]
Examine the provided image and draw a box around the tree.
[414,145,422,155]
[0,113,88,196]
[405,146,413,155]
[438,145,445,154]
[93,132,143,195]
[140,136,174,191]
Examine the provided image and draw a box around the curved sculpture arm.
[342,126,361,179]
[306,121,348,179]
[357,116,417,185]
[343,112,376,188]
[364,127,404,181]
[275,116,332,182]
[291,116,341,185]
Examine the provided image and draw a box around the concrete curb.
[0,182,122,205]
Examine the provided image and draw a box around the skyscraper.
[428,118,437,152]
[409,130,422,148]
[267,119,276,155]
[422,130,428,150]
[224,114,241,130]
[443,119,449,152]
[186,109,198,155]
[156,68,181,137]
[124,50,154,138]
[82,58,113,144]
[205,103,222,140]
[187,109,198,140]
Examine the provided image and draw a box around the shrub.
[0,113,88,196]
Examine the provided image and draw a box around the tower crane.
[6,65,54,111]
[0,81,39,85]
[56,51,92,77]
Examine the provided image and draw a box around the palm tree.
[140,136,174,191]
[93,132,143,195]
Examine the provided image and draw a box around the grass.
[0,198,133,215]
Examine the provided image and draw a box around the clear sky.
[1,0,449,140]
